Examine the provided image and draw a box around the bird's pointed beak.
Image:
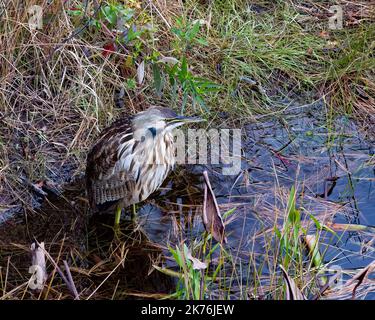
[177,115,205,123]
[168,115,206,124]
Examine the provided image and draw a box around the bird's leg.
[114,205,122,227]
[131,203,137,221]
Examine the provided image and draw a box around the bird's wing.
[86,117,136,206]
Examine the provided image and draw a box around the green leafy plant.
[165,241,226,300]
[170,244,203,300]
[158,57,219,112]
[275,186,338,270]
[67,2,150,61]
[67,5,84,17]
[153,56,220,113]
[275,186,304,268]
[96,4,149,58]
[274,186,340,298]
[124,78,136,90]
[67,3,142,42]
[171,17,208,53]
[155,208,235,299]
[68,3,134,31]
[99,4,134,28]
[151,16,219,113]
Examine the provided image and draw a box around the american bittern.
[86,106,203,226]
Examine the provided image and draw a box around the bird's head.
[132,106,204,140]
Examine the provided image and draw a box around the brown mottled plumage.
[86,116,134,210]
[85,106,203,217]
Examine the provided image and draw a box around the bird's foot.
[130,204,137,222]
[113,223,124,240]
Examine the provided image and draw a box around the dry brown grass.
[1,1,137,213]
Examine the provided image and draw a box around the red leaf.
[102,43,116,58]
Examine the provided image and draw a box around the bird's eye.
[148,127,157,137]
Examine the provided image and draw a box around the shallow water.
[138,99,375,298]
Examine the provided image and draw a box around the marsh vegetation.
[0,0,374,300]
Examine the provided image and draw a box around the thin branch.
[63,260,80,300]
[35,240,77,300]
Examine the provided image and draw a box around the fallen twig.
[35,240,80,300]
